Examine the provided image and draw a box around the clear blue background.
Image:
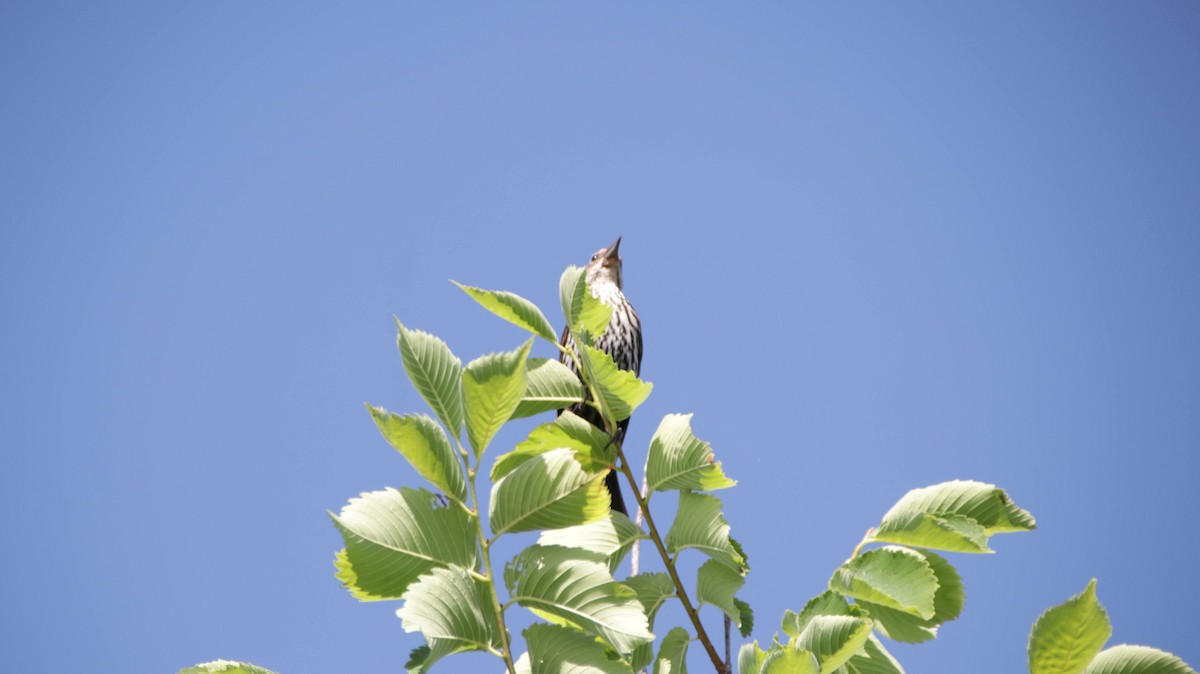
[2,4,1198,673]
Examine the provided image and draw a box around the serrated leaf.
[506,545,653,654]
[512,358,587,418]
[1029,580,1112,674]
[736,598,755,638]
[179,662,278,674]
[404,639,471,674]
[796,616,873,674]
[560,266,614,338]
[396,320,464,442]
[739,642,771,674]
[1084,645,1197,674]
[331,487,477,600]
[463,339,534,457]
[665,491,744,572]
[368,408,467,503]
[837,635,905,674]
[763,648,820,674]
[872,480,1035,553]
[645,414,735,493]
[494,410,614,481]
[523,623,634,674]
[871,511,990,554]
[396,566,502,659]
[696,559,746,629]
[653,628,690,674]
[857,549,963,644]
[539,511,645,573]
[454,282,558,343]
[490,447,611,536]
[790,592,855,632]
[575,342,652,423]
[830,546,937,620]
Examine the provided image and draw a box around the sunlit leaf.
[331,487,476,600]
[179,662,278,674]
[396,566,502,661]
[539,511,645,574]
[645,414,734,493]
[665,491,745,572]
[512,358,586,419]
[396,320,463,442]
[1084,645,1197,674]
[490,447,610,536]
[560,266,613,338]
[524,623,634,674]
[576,342,652,423]
[463,339,533,457]
[654,628,690,674]
[795,616,872,674]
[763,648,819,674]
[739,642,770,674]
[696,559,746,629]
[454,282,558,343]
[493,410,613,481]
[1029,580,1112,674]
[367,408,467,503]
[838,635,905,674]
[871,481,1035,553]
[505,545,653,654]
[856,549,963,644]
[829,546,937,620]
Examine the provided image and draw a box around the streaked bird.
[559,237,643,516]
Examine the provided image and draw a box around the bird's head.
[584,237,624,289]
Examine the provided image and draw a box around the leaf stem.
[615,448,726,672]
[460,440,517,674]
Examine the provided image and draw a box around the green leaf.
[856,549,963,644]
[645,414,735,493]
[463,339,534,457]
[396,566,503,660]
[539,511,645,574]
[560,266,613,338]
[331,487,477,600]
[735,597,755,638]
[511,358,586,419]
[493,410,614,481]
[395,320,464,442]
[783,592,855,639]
[505,545,653,654]
[1084,646,1197,674]
[404,639,476,674]
[838,635,905,674]
[739,642,771,674]
[367,408,467,503]
[575,342,652,423]
[696,559,747,629]
[829,546,937,620]
[179,662,278,674]
[795,616,873,674]
[763,648,820,674]
[871,480,1036,553]
[490,447,611,536]
[1029,580,1112,674]
[524,623,634,674]
[665,491,745,572]
[454,282,558,343]
[654,628,690,674]
[625,570,674,671]
[625,572,677,629]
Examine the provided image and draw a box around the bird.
[559,236,643,516]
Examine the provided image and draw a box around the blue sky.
[2,3,1198,673]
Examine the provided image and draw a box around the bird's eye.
[591,253,600,261]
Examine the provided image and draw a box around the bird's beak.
[604,237,622,262]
